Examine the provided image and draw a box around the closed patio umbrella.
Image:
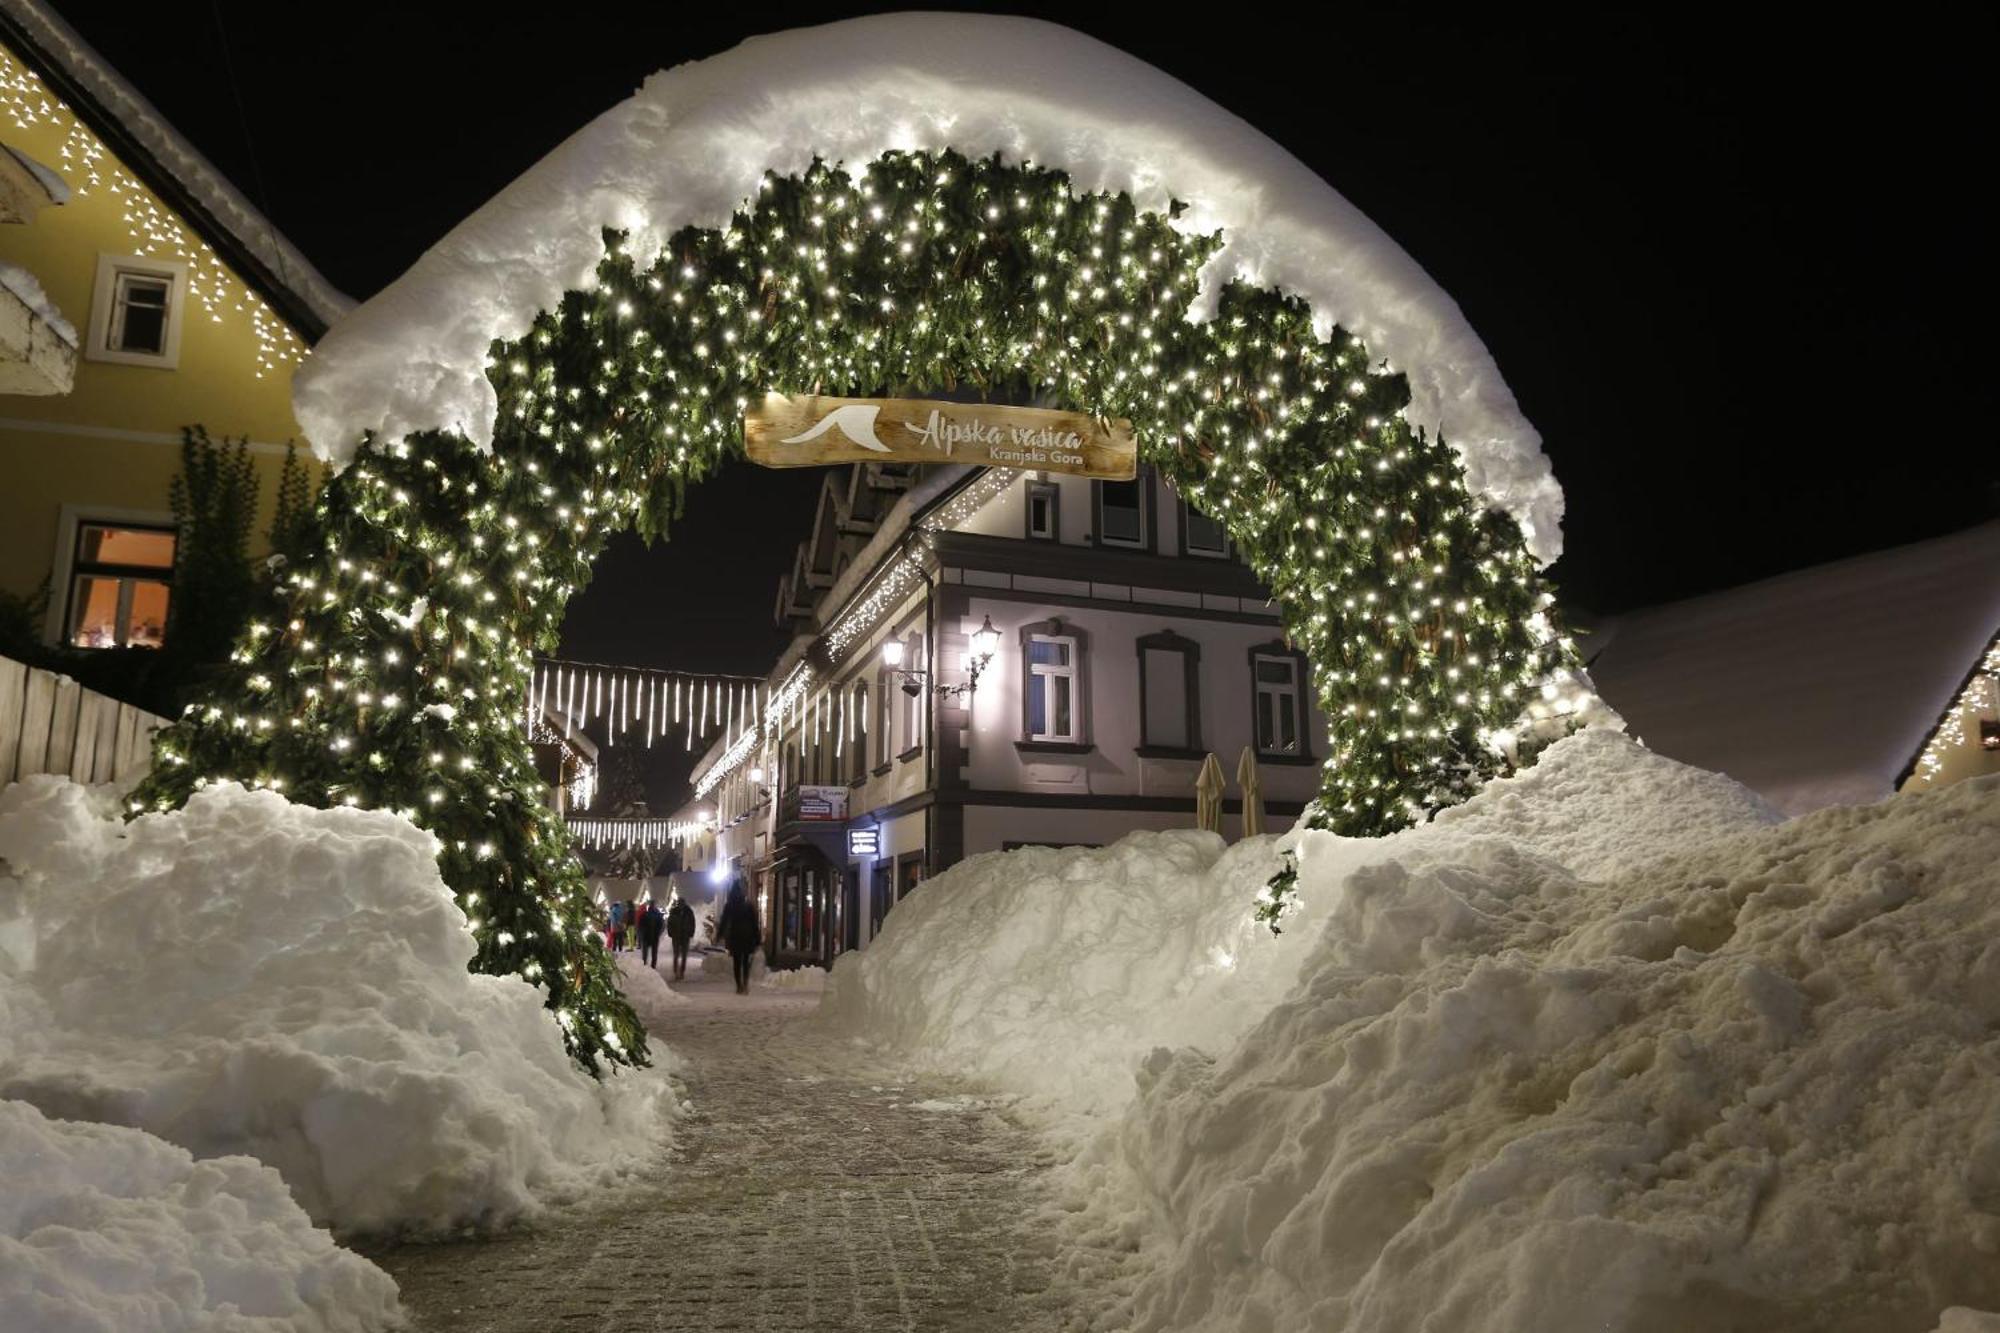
[1238,746,1265,838]
[1195,752,1226,833]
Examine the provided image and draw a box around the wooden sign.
[744,393,1137,480]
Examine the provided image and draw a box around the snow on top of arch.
[294,13,1564,562]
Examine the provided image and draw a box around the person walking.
[637,898,666,970]
[608,899,627,952]
[718,879,761,994]
[666,895,696,980]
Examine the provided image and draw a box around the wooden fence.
[0,654,165,788]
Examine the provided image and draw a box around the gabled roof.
[0,0,351,339]
[1586,521,2000,816]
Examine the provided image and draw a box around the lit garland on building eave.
[0,46,307,377]
[1905,629,2000,786]
[567,816,709,853]
[133,148,1584,1067]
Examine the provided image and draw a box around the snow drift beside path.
[821,732,1778,1119]
[0,777,678,1237]
[828,733,2000,1330]
[291,12,1562,563]
[0,1098,401,1333]
[614,952,691,1029]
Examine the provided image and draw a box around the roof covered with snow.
[1586,520,2000,815]
[291,13,1564,563]
[0,0,352,338]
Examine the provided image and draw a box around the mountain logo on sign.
[779,403,893,452]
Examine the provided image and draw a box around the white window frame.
[1094,475,1149,550]
[1025,479,1059,541]
[1181,497,1231,558]
[1026,632,1083,743]
[1253,651,1304,757]
[85,253,188,369]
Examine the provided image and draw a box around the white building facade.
[682,462,1327,969]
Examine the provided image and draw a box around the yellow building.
[0,1,347,652]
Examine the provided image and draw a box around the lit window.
[1253,651,1303,756]
[66,522,175,649]
[1027,634,1081,741]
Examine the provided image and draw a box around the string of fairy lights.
[135,149,1582,1069]
[565,816,709,853]
[0,46,307,377]
[1906,630,2000,786]
[530,657,766,751]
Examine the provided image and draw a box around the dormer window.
[85,255,187,368]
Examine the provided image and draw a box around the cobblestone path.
[364,963,1082,1332]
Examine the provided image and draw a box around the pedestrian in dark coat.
[666,896,697,980]
[637,899,667,969]
[718,880,761,994]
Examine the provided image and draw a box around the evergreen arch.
[134,151,1580,1069]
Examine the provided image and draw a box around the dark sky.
[47,3,1999,803]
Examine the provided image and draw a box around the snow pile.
[1092,763,2000,1330]
[1935,1314,2000,1333]
[824,733,1777,1120]
[760,966,826,993]
[830,733,2000,1330]
[613,952,691,1028]
[4,144,73,204]
[1,260,78,346]
[292,13,1560,562]
[0,1099,401,1332]
[0,776,677,1237]
[822,830,1301,1117]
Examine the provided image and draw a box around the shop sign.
[795,784,849,821]
[745,393,1136,479]
[846,825,880,858]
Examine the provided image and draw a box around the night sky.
[46,4,1999,800]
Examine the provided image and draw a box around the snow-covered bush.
[0,777,678,1236]
[0,1098,401,1332]
[825,732,2000,1330]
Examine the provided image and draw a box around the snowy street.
[364,962,1083,1332]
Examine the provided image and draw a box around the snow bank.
[822,732,1777,1120]
[0,777,677,1237]
[292,13,1561,562]
[829,733,2000,1330]
[0,1098,400,1332]
[760,966,826,993]
[613,952,691,1028]
[1935,1314,2000,1333]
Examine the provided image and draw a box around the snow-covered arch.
[295,13,1562,564]
[140,15,1600,1070]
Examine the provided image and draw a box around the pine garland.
[133,150,1580,1067]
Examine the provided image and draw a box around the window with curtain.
[66,522,175,649]
[1026,633,1082,742]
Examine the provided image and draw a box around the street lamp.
[881,614,1002,696]
[969,614,1001,669]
